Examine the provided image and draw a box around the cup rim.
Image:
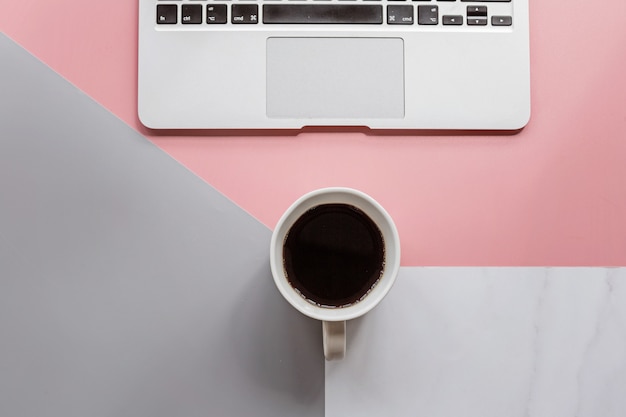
[270,187,401,322]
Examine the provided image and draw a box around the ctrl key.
[156,5,177,24]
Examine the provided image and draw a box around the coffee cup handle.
[322,321,346,360]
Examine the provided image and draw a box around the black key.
[232,4,258,23]
[387,5,414,24]
[417,5,438,25]
[207,4,227,23]
[442,15,462,25]
[467,5,487,16]
[182,4,202,24]
[262,5,383,24]
[492,15,512,26]
[467,17,487,25]
[156,5,177,24]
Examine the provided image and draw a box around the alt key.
[207,4,227,24]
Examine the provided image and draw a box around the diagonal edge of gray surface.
[0,33,323,417]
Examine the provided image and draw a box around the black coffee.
[283,203,385,308]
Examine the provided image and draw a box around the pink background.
[2,0,625,266]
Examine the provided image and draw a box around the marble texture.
[326,268,626,417]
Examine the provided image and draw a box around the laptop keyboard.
[155,0,513,27]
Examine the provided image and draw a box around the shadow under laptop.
[137,122,525,138]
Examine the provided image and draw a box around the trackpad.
[266,37,404,119]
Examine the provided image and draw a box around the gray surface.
[0,33,323,417]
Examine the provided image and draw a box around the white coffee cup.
[270,188,401,360]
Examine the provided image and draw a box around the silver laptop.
[138,0,530,130]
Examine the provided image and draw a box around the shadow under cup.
[270,188,400,358]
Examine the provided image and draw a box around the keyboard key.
[467,18,487,25]
[182,4,202,24]
[417,5,438,25]
[491,15,512,26]
[263,5,383,24]
[387,5,414,24]
[461,0,510,2]
[156,5,177,24]
[467,5,487,16]
[232,4,258,23]
[207,4,227,24]
[442,15,462,25]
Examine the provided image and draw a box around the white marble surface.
[326,268,626,417]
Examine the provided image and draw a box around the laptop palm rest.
[266,37,404,120]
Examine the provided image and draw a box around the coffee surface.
[283,204,385,308]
